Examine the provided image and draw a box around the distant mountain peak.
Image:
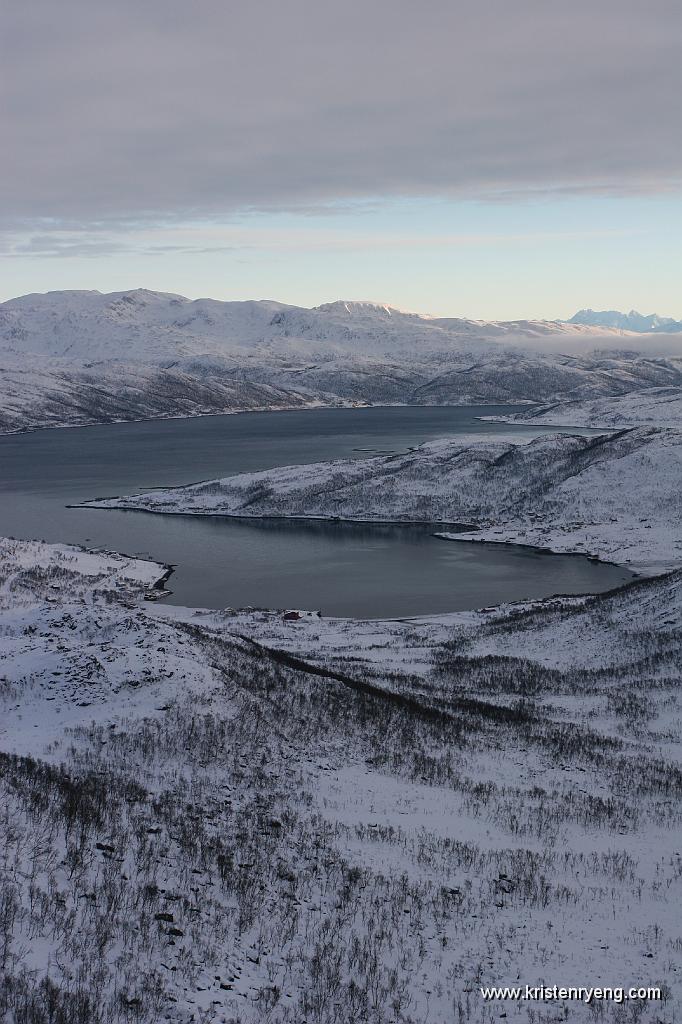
[568,309,682,333]
[314,300,422,318]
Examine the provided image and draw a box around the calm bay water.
[0,406,633,617]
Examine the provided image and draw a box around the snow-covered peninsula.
[81,425,682,573]
[486,385,682,429]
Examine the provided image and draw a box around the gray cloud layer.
[3,0,681,227]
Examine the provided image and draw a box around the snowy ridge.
[82,425,682,572]
[0,289,626,362]
[568,308,682,333]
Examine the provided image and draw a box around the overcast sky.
[2,0,680,317]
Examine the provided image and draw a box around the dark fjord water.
[0,406,633,617]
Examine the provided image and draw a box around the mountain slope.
[0,358,327,433]
[2,536,682,1022]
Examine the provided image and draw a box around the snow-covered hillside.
[82,425,682,572]
[0,357,326,433]
[3,289,682,432]
[486,385,682,429]
[1,536,681,1023]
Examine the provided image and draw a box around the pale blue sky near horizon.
[3,0,681,320]
[3,193,680,320]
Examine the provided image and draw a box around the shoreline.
[433,531,652,577]
[0,398,540,438]
[71,501,643,591]
[2,531,641,624]
[0,398,345,437]
[70,502,479,532]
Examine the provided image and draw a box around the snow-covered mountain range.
[567,308,682,332]
[2,288,682,432]
[0,289,646,363]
